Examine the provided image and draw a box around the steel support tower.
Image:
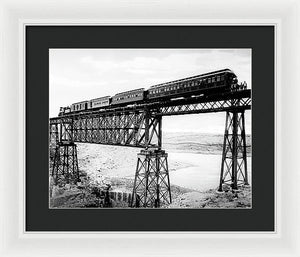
[131,148,172,208]
[218,110,249,191]
[51,118,80,185]
[52,141,80,185]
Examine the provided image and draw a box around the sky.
[49,49,251,134]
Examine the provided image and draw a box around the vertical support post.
[145,110,150,147]
[165,157,172,204]
[241,112,249,185]
[155,155,160,208]
[218,112,229,192]
[231,111,238,190]
[143,158,150,207]
[131,158,140,207]
[157,115,162,149]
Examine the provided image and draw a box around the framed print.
[0,0,299,256]
[48,48,253,210]
[26,26,273,231]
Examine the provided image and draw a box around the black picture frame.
[26,26,274,231]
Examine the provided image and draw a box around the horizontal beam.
[50,89,251,122]
[157,97,251,116]
[158,105,251,116]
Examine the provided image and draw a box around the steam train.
[58,69,246,116]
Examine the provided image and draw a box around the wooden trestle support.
[218,110,249,191]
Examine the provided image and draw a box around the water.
[163,132,252,191]
[168,152,252,191]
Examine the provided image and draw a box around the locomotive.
[58,69,246,116]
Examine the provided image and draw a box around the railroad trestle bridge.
[50,89,251,208]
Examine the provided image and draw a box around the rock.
[52,185,60,197]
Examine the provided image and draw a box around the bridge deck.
[50,89,251,121]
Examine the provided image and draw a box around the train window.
[217,76,220,81]
[208,78,211,83]
[221,75,225,80]
[212,77,215,82]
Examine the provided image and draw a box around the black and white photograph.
[49,49,252,209]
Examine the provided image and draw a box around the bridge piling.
[131,148,171,208]
[51,141,80,185]
[50,118,80,186]
[218,110,249,191]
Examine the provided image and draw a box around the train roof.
[90,96,111,101]
[114,88,145,96]
[149,69,235,89]
[71,100,89,105]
